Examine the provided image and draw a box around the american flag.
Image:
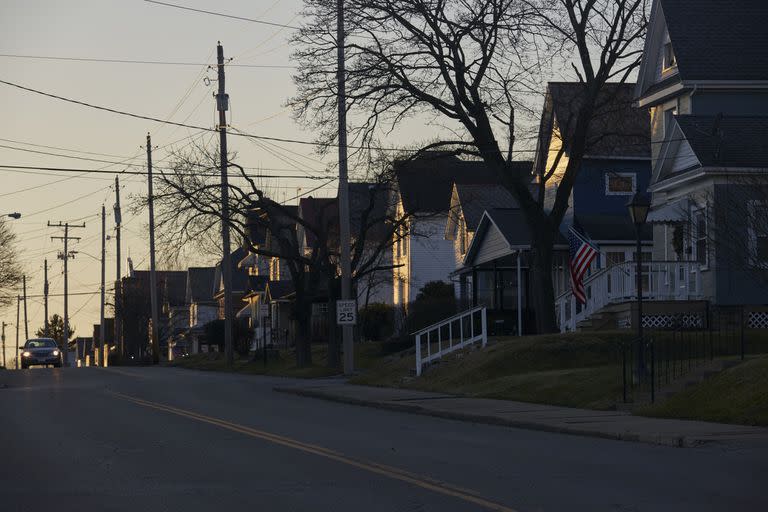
[568,225,599,304]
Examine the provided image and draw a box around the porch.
[556,260,705,332]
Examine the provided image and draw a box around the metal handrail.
[411,305,485,337]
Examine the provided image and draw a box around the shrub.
[359,303,395,341]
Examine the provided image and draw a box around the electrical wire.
[0,164,331,180]
[0,53,294,69]
[143,0,302,30]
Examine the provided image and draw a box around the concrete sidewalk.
[273,383,768,447]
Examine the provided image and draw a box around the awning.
[647,198,689,224]
[236,305,252,319]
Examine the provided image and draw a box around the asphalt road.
[1,367,766,512]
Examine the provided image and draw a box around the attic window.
[663,42,677,71]
[605,172,636,195]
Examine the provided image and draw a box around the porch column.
[517,251,523,337]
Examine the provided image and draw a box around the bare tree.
[0,218,22,308]
[144,142,410,368]
[291,0,648,332]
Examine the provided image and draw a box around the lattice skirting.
[642,313,704,329]
[748,311,768,329]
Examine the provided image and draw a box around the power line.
[143,0,302,30]
[0,164,331,180]
[0,53,295,69]
[0,78,406,151]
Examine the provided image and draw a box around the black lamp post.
[627,192,650,378]
[5,213,21,220]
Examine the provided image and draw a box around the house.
[631,0,768,325]
[213,247,251,321]
[182,266,217,354]
[390,154,501,308]
[444,182,521,303]
[118,270,186,360]
[452,83,652,332]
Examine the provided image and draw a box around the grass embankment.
[170,341,386,379]
[351,331,636,410]
[636,356,768,426]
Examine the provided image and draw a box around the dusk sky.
[0,0,340,358]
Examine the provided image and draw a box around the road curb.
[273,386,693,448]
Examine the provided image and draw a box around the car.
[20,338,63,369]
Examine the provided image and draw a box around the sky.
[0,0,347,362]
[0,0,553,364]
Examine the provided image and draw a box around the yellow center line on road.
[109,391,519,512]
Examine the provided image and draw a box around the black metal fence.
[619,306,766,404]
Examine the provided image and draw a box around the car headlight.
[22,351,31,357]
[52,349,60,356]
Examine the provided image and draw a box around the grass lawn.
[169,341,387,379]
[351,331,636,410]
[636,356,768,426]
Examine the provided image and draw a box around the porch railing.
[414,306,487,376]
[556,260,703,332]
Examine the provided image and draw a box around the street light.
[4,213,21,219]
[626,192,650,379]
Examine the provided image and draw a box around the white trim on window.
[748,200,768,269]
[691,206,709,270]
[605,172,637,196]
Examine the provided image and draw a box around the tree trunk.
[293,298,313,367]
[530,238,559,334]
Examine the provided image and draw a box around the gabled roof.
[534,82,650,177]
[186,267,216,304]
[662,0,768,83]
[393,153,504,214]
[128,270,187,306]
[265,280,295,301]
[675,115,768,168]
[463,209,567,267]
[455,184,518,231]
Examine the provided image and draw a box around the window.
[748,201,768,267]
[692,208,708,267]
[605,172,636,195]
[662,42,677,71]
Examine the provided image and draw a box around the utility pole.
[15,296,20,369]
[216,42,234,368]
[114,175,123,357]
[337,0,354,375]
[2,321,7,369]
[146,134,160,364]
[44,259,49,335]
[49,221,85,366]
[22,274,29,340]
[99,204,106,367]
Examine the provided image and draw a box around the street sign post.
[336,300,357,325]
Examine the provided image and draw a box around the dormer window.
[663,42,677,71]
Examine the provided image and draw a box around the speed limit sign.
[336,300,357,325]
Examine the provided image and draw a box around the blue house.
[457,82,652,333]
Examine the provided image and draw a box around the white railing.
[414,306,487,376]
[556,260,704,332]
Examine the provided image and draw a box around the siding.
[474,225,510,265]
[408,215,455,298]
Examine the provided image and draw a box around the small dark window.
[663,42,677,70]
[605,173,635,195]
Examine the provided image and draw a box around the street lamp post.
[4,213,21,219]
[627,192,651,380]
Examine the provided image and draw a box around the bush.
[359,303,395,341]
[400,281,457,337]
[203,319,252,356]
